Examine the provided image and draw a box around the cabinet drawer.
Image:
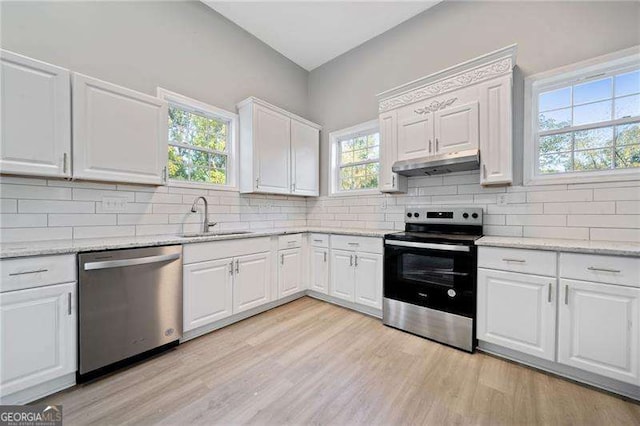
[184,237,270,264]
[478,247,556,277]
[309,233,329,248]
[560,253,640,288]
[1,255,76,293]
[331,235,382,254]
[278,233,302,250]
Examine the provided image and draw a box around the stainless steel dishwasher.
[78,245,182,380]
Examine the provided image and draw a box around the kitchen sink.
[180,231,253,238]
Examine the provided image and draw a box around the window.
[157,88,238,190]
[329,120,380,196]
[524,48,640,185]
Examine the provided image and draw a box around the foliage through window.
[167,105,230,185]
[535,67,640,176]
[337,131,380,192]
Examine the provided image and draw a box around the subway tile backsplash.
[0,171,639,243]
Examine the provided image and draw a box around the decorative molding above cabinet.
[377,45,516,191]
[237,97,321,196]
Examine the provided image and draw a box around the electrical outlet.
[102,196,128,212]
[497,194,508,206]
[380,199,388,211]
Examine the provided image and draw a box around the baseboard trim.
[478,341,640,402]
[306,291,382,319]
[1,372,76,405]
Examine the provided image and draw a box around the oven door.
[384,240,476,317]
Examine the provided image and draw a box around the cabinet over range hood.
[392,149,480,176]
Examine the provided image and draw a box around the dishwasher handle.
[83,253,181,271]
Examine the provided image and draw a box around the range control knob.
[414,212,420,218]
[462,213,469,219]
[472,213,479,219]
[407,213,412,218]
[447,289,457,298]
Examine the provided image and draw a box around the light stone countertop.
[0,227,390,259]
[476,236,640,257]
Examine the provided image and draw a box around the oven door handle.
[385,240,470,252]
[415,269,469,276]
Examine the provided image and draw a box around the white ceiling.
[204,1,440,71]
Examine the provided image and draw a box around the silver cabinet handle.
[84,253,180,271]
[347,242,359,246]
[229,260,234,275]
[502,258,526,263]
[587,266,621,273]
[564,284,569,305]
[483,164,487,179]
[323,251,327,262]
[548,283,552,303]
[313,239,323,243]
[256,177,260,188]
[63,153,68,174]
[281,253,284,265]
[235,259,239,274]
[354,255,358,267]
[9,268,48,276]
[68,292,72,315]
[435,138,439,152]
[162,166,167,183]
[428,140,432,153]
[292,182,296,192]
[350,255,353,267]
[392,175,395,187]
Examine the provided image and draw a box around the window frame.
[524,46,640,186]
[329,119,381,197]
[157,87,239,191]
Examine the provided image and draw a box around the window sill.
[329,188,381,198]
[168,180,238,192]
[525,169,640,186]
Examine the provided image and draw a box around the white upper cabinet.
[377,45,516,186]
[479,75,513,185]
[397,105,434,161]
[433,101,479,155]
[558,279,640,385]
[72,73,167,185]
[379,110,407,193]
[291,119,320,196]
[0,50,71,178]
[238,97,321,196]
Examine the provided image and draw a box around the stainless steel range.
[383,207,483,352]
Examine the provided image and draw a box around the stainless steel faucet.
[190,196,217,233]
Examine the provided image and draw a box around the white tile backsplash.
[0,173,638,244]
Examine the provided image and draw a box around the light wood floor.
[44,297,639,425]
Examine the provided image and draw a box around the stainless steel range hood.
[392,149,480,176]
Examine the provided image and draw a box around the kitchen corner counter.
[475,236,640,258]
[0,227,390,259]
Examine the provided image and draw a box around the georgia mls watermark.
[0,405,62,426]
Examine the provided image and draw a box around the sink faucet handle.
[207,222,218,229]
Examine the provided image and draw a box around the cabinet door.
[254,104,291,194]
[0,282,76,398]
[233,252,271,314]
[558,279,640,385]
[477,269,556,361]
[379,111,406,193]
[0,50,71,178]
[330,249,355,302]
[291,119,319,196]
[278,248,303,298]
[397,106,434,161]
[183,258,233,332]
[434,101,479,155]
[354,252,382,309]
[310,247,329,294]
[479,76,512,185]
[72,73,167,185]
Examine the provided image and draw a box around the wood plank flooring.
[44,297,640,425]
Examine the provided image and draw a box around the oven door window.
[400,253,459,288]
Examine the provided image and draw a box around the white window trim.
[329,119,380,197]
[524,46,640,186]
[157,87,239,192]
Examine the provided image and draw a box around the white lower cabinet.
[0,282,76,401]
[233,252,272,314]
[330,249,356,302]
[354,252,383,309]
[310,246,329,294]
[558,279,640,385]
[183,258,233,331]
[278,247,303,298]
[477,268,556,360]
